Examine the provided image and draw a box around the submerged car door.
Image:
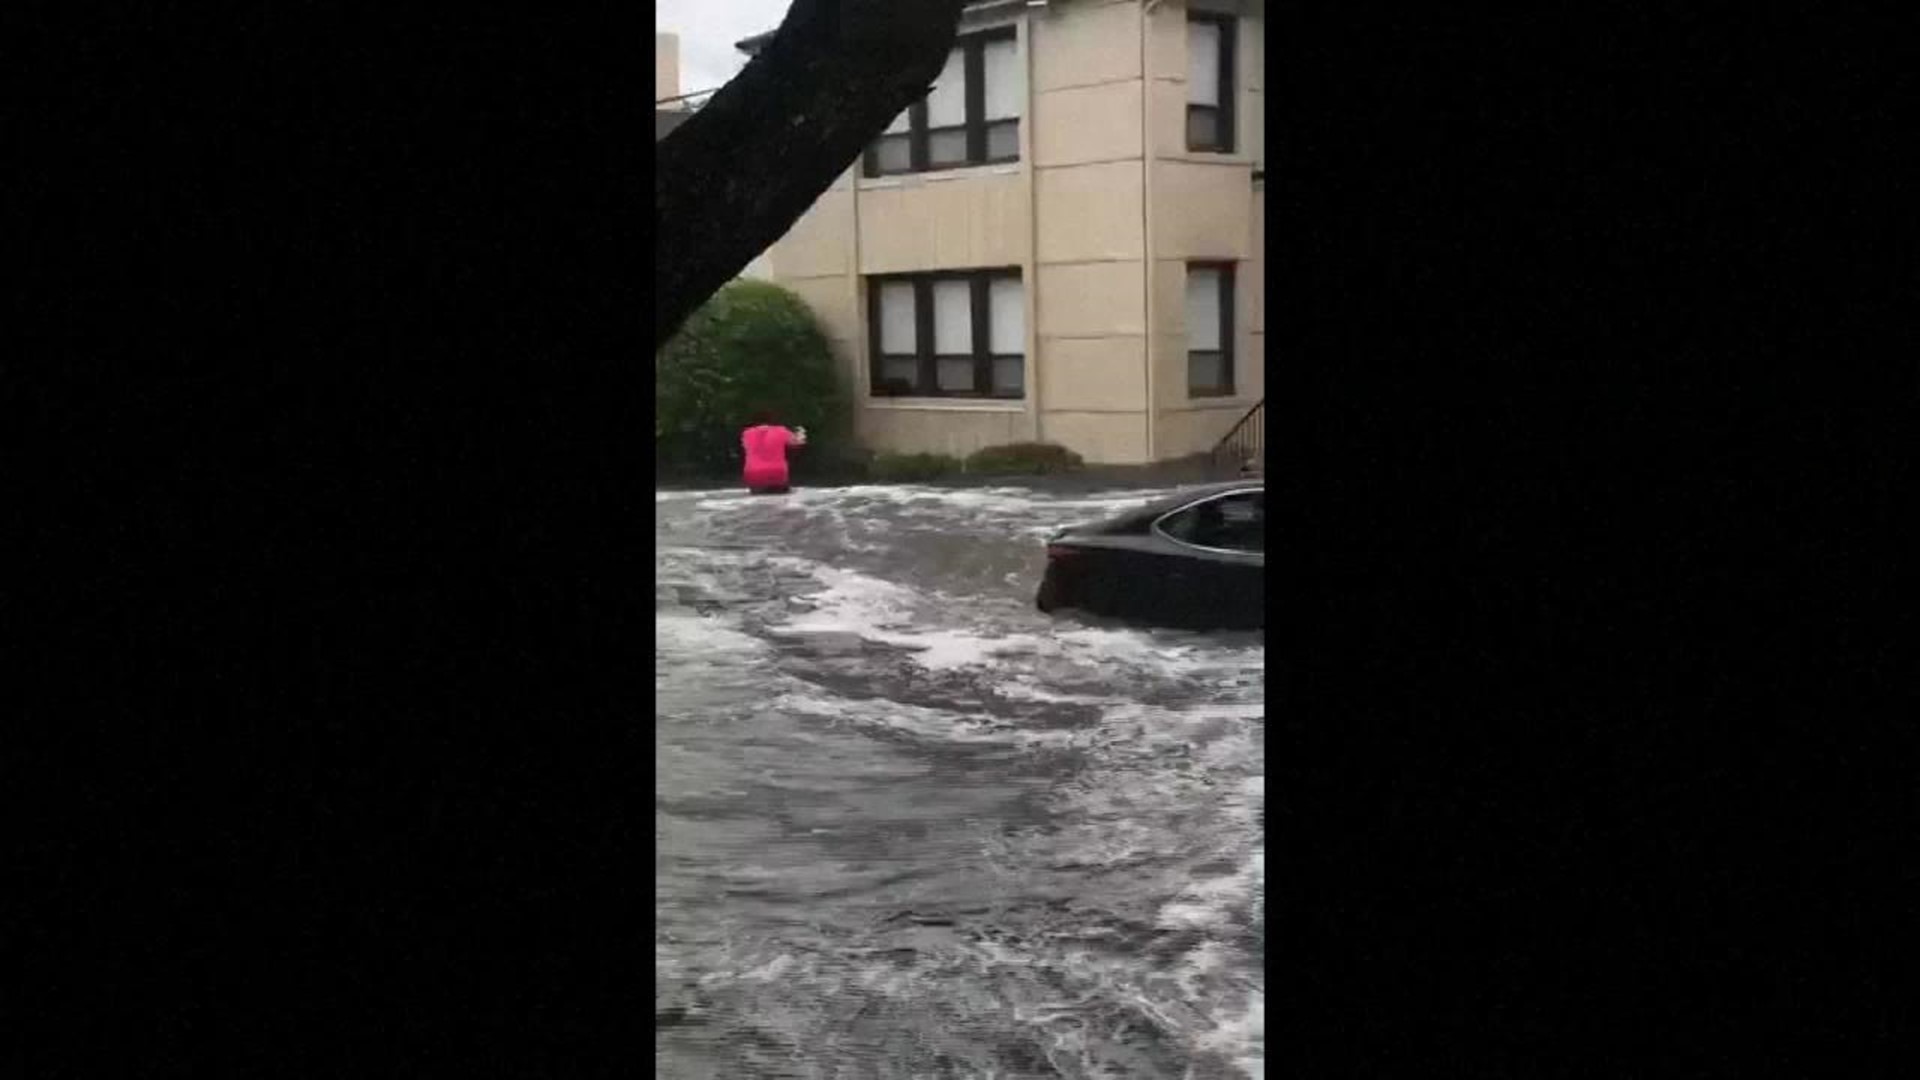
[1151,490,1265,627]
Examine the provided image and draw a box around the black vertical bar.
[910,100,929,173]
[915,278,935,395]
[1219,17,1237,154]
[971,274,991,394]
[866,278,882,394]
[1185,15,1196,151]
[1221,264,1236,395]
[964,39,986,165]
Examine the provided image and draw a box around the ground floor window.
[1186,262,1235,397]
[868,269,1025,399]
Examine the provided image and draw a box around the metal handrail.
[654,88,720,125]
[1210,398,1264,477]
[654,87,722,108]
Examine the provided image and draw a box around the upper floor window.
[1187,262,1236,397]
[869,269,1025,399]
[1187,13,1237,153]
[866,29,1021,177]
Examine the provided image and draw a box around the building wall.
[655,33,679,103]
[838,13,1047,460]
[759,0,1264,466]
[857,170,1030,274]
[764,173,860,400]
[1029,0,1152,463]
[1148,0,1265,460]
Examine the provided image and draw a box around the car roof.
[1097,480,1262,529]
[1135,480,1262,514]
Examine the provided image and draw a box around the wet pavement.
[656,483,1264,1078]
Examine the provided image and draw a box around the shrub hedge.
[869,451,963,482]
[655,280,847,478]
[962,441,1085,476]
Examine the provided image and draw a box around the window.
[1187,13,1236,153]
[1187,263,1235,397]
[869,270,1025,399]
[865,29,1021,176]
[1157,491,1264,553]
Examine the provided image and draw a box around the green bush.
[962,441,1085,476]
[870,451,962,482]
[799,443,876,482]
[656,280,848,478]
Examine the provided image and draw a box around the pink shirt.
[741,424,796,488]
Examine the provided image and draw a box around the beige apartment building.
[739,0,1264,465]
[655,33,691,141]
[655,33,680,104]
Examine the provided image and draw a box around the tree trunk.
[654,0,969,351]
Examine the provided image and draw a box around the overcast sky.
[657,0,795,100]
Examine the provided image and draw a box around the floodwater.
[656,483,1265,1079]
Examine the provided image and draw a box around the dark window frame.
[1186,12,1237,154]
[1186,261,1236,398]
[865,27,1021,177]
[1154,489,1265,554]
[867,268,1025,400]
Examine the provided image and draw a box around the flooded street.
[656,483,1265,1079]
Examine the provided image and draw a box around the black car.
[1036,481,1264,630]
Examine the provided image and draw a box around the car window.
[1157,491,1263,552]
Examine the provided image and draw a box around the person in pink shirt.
[741,409,807,494]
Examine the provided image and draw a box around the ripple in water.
[658,483,1263,1078]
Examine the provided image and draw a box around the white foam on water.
[770,688,1076,749]
[1156,846,1263,932]
[758,561,1044,672]
[687,482,1158,508]
[840,623,1037,672]
[671,482,1192,539]
[658,482,1265,1078]
[1199,988,1266,1079]
[751,555,1265,689]
[655,611,765,660]
[1023,702,1265,1078]
[770,564,925,635]
[662,481,1240,553]
[1050,627,1267,679]
[995,678,1124,707]
[1009,939,1265,1079]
